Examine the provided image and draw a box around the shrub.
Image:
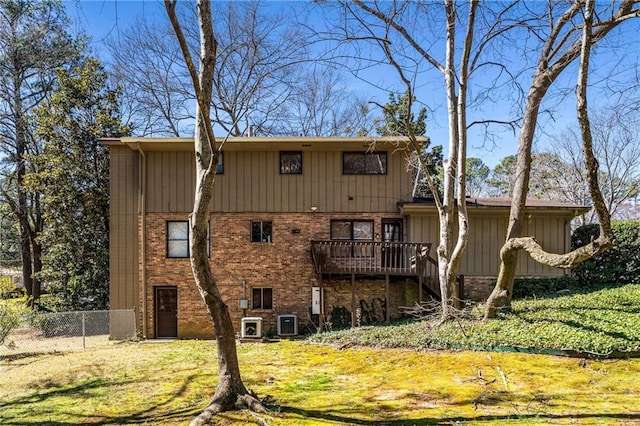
[571,220,640,285]
[0,311,18,346]
[328,306,351,330]
[0,276,14,298]
[512,276,577,299]
[0,299,29,346]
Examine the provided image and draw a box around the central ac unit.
[277,314,298,336]
[241,317,262,338]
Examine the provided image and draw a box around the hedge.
[571,220,640,285]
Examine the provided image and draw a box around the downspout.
[136,143,148,339]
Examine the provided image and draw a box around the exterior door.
[382,219,403,268]
[155,286,177,338]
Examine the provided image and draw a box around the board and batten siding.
[108,145,139,312]
[408,211,571,277]
[144,150,413,213]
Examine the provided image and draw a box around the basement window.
[252,287,273,310]
[251,221,273,243]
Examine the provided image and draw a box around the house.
[103,136,587,339]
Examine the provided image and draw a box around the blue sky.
[63,1,640,169]
[65,0,165,52]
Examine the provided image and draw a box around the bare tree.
[264,64,375,136]
[111,1,308,137]
[487,151,588,206]
[332,0,527,317]
[107,16,193,136]
[164,0,265,422]
[484,0,639,319]
[321,1,639,319]
[551,107,640,223]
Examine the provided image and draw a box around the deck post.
[351,272,356,327]
[418,272,423,303]
[385,274,390,323]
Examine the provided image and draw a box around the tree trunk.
[31,237,42,302]
[165,1,264,422]
[483,84,543,316]
[484,0,637,319]
[19,219,33,304]
[484,0,636,319]
[13,75,37,307]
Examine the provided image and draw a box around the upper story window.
[343,152,387,175]
[251,221,273,243]
[167,221,210,258]
[280,151,302,174]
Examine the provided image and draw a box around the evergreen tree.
[375,91,443,198]
[0,0,82,306]
[26,58,130,310]
[465,158,490,198]
[375,91,427,137]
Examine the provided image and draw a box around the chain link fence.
[0,309,136,357]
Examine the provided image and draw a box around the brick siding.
[142,212,407,338]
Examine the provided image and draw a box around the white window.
[167,221,210,258]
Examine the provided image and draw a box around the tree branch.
[164,0,218,168]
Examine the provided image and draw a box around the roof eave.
[401,202,590,217]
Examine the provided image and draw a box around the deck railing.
[311,241,435,277]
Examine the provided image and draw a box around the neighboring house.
[104,137,588,339]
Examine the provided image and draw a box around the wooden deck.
[311,241,441,326]
[310,241,433,275]
[311,240,439,298]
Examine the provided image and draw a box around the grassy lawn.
[2,283,640,425]
[311,283,640,354]
[2,339,640,425]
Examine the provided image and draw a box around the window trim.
[342,151,388,175]
[167,221,189,258]
[251,220,273,243]
[251,287,273,310]
[279,151,303,175]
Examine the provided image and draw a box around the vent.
[241,317,262,338]
[277,314,298,336]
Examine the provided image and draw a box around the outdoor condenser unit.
[277,314,298,336]
[241,317,262,338]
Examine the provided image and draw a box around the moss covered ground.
[2,283,639,425]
